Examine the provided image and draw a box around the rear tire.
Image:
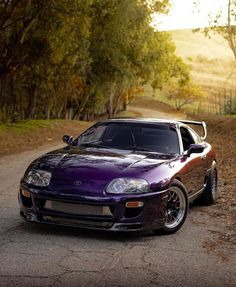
[154,179,188,235]
[198,167,218,205]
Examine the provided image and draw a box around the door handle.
[201,155,207,160]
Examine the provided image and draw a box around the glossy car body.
[19,118,217,233]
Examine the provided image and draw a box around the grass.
[141,28,236,116]
[171,29,236,94]
[141,84,232,117]
[142,84,176,107]
[0,119,90,134]
[0,120,55,135]
[0,119,92,157]
[0,125,6,134]
[225,114,236,118]
[171,29,233,61]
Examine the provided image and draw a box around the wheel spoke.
[165,187,186,229]
[172,193,178,201]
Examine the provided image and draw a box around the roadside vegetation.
[169,0,236,116]
[0,0,191,123]
[200,115,236,247]
[0,120,91,156]
[0,107,141,156]
[146,29,236,115]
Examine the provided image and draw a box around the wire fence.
[195,88,236,115]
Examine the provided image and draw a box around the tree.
[0,0,92,120]
[167,80,204,110]
[145,32,189,97]
[88,0,178,118]
[0,0,50,82]
[0,0,190,122]
[194,0,236,60]
[87,0,149,118]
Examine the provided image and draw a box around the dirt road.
[127,106,186,119]
[127,96,187,120]
[0,106,235,287]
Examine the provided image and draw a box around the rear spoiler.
[179,120,207,140]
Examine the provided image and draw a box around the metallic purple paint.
[18,118,217,232]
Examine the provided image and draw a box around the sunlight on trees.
[0,0,189,122]
[167,80,204,110]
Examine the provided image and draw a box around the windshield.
[75,122,180,155]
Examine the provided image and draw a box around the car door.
[179,126,206,195]
[188,128,209,176]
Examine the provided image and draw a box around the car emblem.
[74,180,82,186]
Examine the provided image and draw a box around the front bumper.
[18,185,168,232]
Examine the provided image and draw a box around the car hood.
[33,147,175,195]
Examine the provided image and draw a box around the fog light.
[21,189,31,198]
[126,201,144,208]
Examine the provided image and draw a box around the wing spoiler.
[179,120,207,140]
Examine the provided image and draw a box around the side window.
[180,127,195,151]
[188,129,201,144]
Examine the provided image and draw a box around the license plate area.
[44,200,112,216]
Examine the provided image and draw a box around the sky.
[152,0,227,31]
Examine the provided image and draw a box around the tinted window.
[188,129,201,144]
[77,122,180,154]
[79,125,106,143]
[180,127,195,151]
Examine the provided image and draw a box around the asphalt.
[0,139,236,287]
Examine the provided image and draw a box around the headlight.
[106,178,149,194]
[25,170,52,187]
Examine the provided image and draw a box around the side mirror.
[186,144,205,157]
[62,135,73,145]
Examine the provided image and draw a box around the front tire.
[198,167,218,205]
[154,179,188,234]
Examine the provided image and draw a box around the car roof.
[101,118,182,125]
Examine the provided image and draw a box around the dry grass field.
[171,29,236,90]
[143,29,236,115]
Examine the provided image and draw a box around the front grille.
[44,200,112,217]
[43,215,113,229]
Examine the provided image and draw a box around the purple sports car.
[19,118,218,234]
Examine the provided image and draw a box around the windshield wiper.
[111,145,155,152]
[112,145,178,155]
[131,146,155,152]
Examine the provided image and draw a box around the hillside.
[170,29,236,90]
[171,29,233,61]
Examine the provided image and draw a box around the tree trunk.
[227,0,236,60]
[123,92,128,111]
[152,87,156,98]
[27,85,37,119]
[106,83,115,118]
[45,106,51,120]
[113,85,124,116]
[57,103,64,119]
